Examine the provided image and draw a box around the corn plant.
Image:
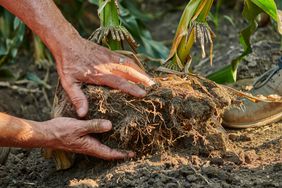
[165,0,215,73]
[89,0,138,51]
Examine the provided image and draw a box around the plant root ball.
[53,75,236,157]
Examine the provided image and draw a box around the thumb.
[61,78,88,117]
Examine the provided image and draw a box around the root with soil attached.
[45,75,241,170]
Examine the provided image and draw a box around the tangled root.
[54,75,236,157]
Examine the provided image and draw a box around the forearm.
[0,113,49,148]
[0,0,81,61]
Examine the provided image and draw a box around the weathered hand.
[43,117,134,160]
[56,37,154,117]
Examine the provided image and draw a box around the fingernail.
[137,88,146,97]
[101,120,112,130]
[148,79,155,86]
[127,151,135,158]
[78,108,87,117]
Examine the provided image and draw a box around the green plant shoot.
[166,0,215,73]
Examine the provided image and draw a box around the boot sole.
[223,111,282,128]
[0,147,10,165]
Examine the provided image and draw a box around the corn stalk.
[89,0,137,51]
[97,0,121,50]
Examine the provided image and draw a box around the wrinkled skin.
[58,38,154,117]
[43,118,135,159]
[0,113,134,160]
[0,0,153,160]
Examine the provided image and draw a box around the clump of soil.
[54,75,239,158]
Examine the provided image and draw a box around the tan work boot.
[0,147,10,165]
[223,57,282,128]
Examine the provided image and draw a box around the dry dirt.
[0,2,282,188]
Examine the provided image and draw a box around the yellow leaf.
[166,0,202,62]
[175,53,184,70]
[166,31,187,62]
[278,10,282,35]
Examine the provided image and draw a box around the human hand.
[55,37,155,117]
[43,117,134,160]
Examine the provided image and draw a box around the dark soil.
[0,2,282,188]
[0,53,57,121]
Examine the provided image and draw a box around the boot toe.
[223,100,282,128]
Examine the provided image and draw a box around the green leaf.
[209,0,263,83]
[97,0,110,15]
[13,17,21,30]
[251,0,278,21]
[120,3,169,59]
[223,15,235,26]
[0,44,8,56]
[207,64,237,84]
[250,0,282,35]
[120,1,154,22]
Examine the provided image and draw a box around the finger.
[110,64,155,87]
[60,78,88,117]
[80,136,135,160]
[80,119,112,134]
[95,74,146,97]
[112,54,145,73]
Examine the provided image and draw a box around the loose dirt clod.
[53,75,240,159]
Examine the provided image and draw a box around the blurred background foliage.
[0,0,281,83]
[0,7,25,80]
